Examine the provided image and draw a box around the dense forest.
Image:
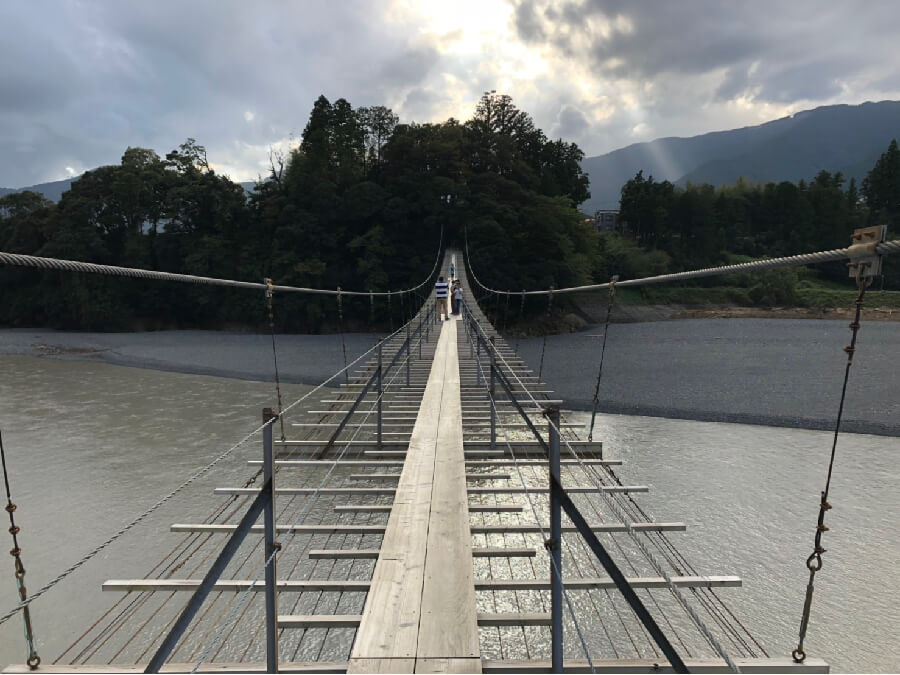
[0,92,898,331]
[602,139,899,304]
[0,92,593,331]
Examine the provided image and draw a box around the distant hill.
[0,178,77,202]
[0,178,258,202]
[580,100,900,214]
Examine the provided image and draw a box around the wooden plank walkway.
[348,315,481,674]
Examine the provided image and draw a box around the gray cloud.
[381,45,441,89]
[512,0,900,104]
[1,0,900,187]
[402,88,450,122]
[554,104,591,141]
[0,0,420,186]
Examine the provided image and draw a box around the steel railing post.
[377,341,383,449]
[547,404,563,673]
[144,486,270,672]
[262,408,279,673]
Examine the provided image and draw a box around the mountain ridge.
[580,100,900,213]
[0,178,258,202]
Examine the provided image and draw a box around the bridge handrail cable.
[465,232,900,295]
[0,225,443,297]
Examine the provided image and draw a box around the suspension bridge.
[0,226,894,673]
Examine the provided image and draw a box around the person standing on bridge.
[449,262,456,281]
[435,276,450,320]
[453,280,464,315]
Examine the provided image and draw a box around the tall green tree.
[862,138,900,228]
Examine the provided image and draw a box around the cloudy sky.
[2,0,899,187]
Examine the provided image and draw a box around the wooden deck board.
[349,315,479,673]
[418,319,480,661]
[349,320,445,665]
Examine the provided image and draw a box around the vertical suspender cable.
[513,291,525,354]
[0,430,40,669]
[502,292,511,334]
[387,291,394,333]
[587,276,618,443]
[264,279,286,443]
[537,286,554,381]
[336,287,349,384]
[792,270,871,663]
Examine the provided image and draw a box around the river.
[0,353,896,671]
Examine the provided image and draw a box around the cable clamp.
[847,225,886,279]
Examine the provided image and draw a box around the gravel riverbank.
[0,328,381,385]
[515,318,900,436]
[1,319,898,436]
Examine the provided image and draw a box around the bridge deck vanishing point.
[9,252,830,674]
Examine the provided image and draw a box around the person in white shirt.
[434,276,450,320]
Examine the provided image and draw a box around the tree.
[165,138,210,175]
[862,139,900,228]
[358,105,398,174]
[0,191,55,253]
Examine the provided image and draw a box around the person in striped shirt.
[434,276,450,320]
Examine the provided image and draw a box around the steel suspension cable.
[466,237,900,296]
[0,225,444,298]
